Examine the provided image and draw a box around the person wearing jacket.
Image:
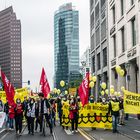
[0,99,4,112]
[26,98,36,135]
[38,93,52,134]
[108,96,120,133]
[69,96,79,133]
[15,98,23,135]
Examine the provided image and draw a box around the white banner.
[0,112,6,128]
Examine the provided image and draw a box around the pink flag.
[39,68,50,97]
[78,72,90,106]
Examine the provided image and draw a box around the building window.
[92,56,95,72]
[103,47,107,67]
[101,19,106,41]
[97,53,101,70]
[91,34,95,51]
[131,0,134,5]
[113,34,116,57]
[91,11,94,29]
[131,17,136,46]
[112,6,115,25]
[120,0,124,16]
[95,3,99,21]
[121,27,125,52]
[96,28,100,46]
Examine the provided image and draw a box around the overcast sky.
[0,0,90,91]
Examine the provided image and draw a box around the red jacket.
[15,104,23,115]
[9,106,15,119]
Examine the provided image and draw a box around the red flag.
[39,68,50,97]
[78,72,90,106]
[1,71,15,106]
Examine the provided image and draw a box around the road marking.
[0,129,6,134]
[0,132,9,140]
[134,130,140,133]
[64,129,73,135]
[78,128,96,140]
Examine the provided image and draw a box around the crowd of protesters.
[0,92,126,135]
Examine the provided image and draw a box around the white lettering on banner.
[0,112,6,128]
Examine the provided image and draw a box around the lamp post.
[125,62,130,120]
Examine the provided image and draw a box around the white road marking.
[64,129,73,135]
[0,129,5,134]
[134,130,140,133]
[0,132,9,140]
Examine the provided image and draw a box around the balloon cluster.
[89,75,97,88]
[100,82,108,96]
[115,65,125,77]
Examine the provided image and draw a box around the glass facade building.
[54,3,80,88]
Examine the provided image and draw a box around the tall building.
[108,0,140,93]
[54,3,80,88]
[90,0,109,99]
[0,6,22,88]
[80,47,91,77]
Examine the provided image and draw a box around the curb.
[119,131,137,140]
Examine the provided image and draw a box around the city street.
[1,122,139,140]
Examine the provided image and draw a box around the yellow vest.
[111,101,120,112]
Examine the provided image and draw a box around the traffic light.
[28,80,30,85]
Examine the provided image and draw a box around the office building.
[0,6,22,88]
[90,0,109,99]
[54,3,80,89]
[108,0,140,93]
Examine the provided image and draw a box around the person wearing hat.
[108,95,120,133]
[89,95,94,103]
[37,93,52,134]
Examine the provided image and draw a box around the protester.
[69,96,79,133]
[57,96,63,126]
[108,95,120,133]
[50,99,56,127]
[0,98,4,112]
[15,98,23,135]
[4,100,9,129]
[38,93,52,134]
[26,98,36,135]
[23,96,28,119]
[8,104,15,130]
[119,96,125,125]
[35,98,41,132]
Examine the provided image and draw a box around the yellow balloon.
[92,76,97,82]
[121,86,125,92]
[101,91,105,95]
[120,69,125,77]
[110,85,114,89]
[105,89,109,94]
[117,92,121,96]
[114,92,117,96]
[101,82,107,90]
[89,81,94,88]
[89,75,93,81]
[110,88,114,94]
[115,65,121,73]
[65,90,68,94]
[53,88,57,93]
[57,89,61,94]
[60,80,65,87]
